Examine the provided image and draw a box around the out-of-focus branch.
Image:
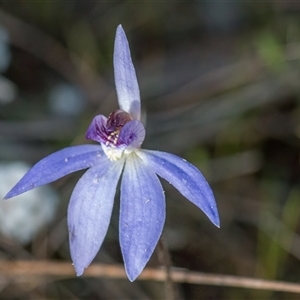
[1,260,300,294]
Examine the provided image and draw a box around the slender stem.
[157,238,177,300]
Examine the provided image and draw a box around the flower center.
[105,109,133,147]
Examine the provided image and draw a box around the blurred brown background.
[1,1,300,299]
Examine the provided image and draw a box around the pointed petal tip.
[72,261,85,277]
[213,217,221,228]
[125,267,140,282]
[4,190,18,200]
[128,276,136,282]
[116,24,125,39]
[4,186,22,199]
[76,271,83,277]
[210,209,220,228]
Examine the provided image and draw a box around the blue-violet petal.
[120,154,165,281]
[5,145,105,199]
[137,150,220,227]
[119,120,145,149]
[68,158,124,276]
[85,115,107,144]
[114,25,141,120]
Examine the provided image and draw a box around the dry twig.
[1,260,300,294]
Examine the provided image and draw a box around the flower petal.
[5,145,105,199]
[119,120,145,149]
[137,150,220,227]
[120,154,165,281]
[68,158,124,276]
[114,25,141,120]
[85,114,107,143]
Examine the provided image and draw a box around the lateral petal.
[120,154,165,281]
[85,114,107,144]
[114,25,141,120]
[118,120,145,148]
[68,158,124,276]
[5,145,105,199]
[137,150,220,227]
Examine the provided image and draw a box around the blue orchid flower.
[4,25,220,281]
